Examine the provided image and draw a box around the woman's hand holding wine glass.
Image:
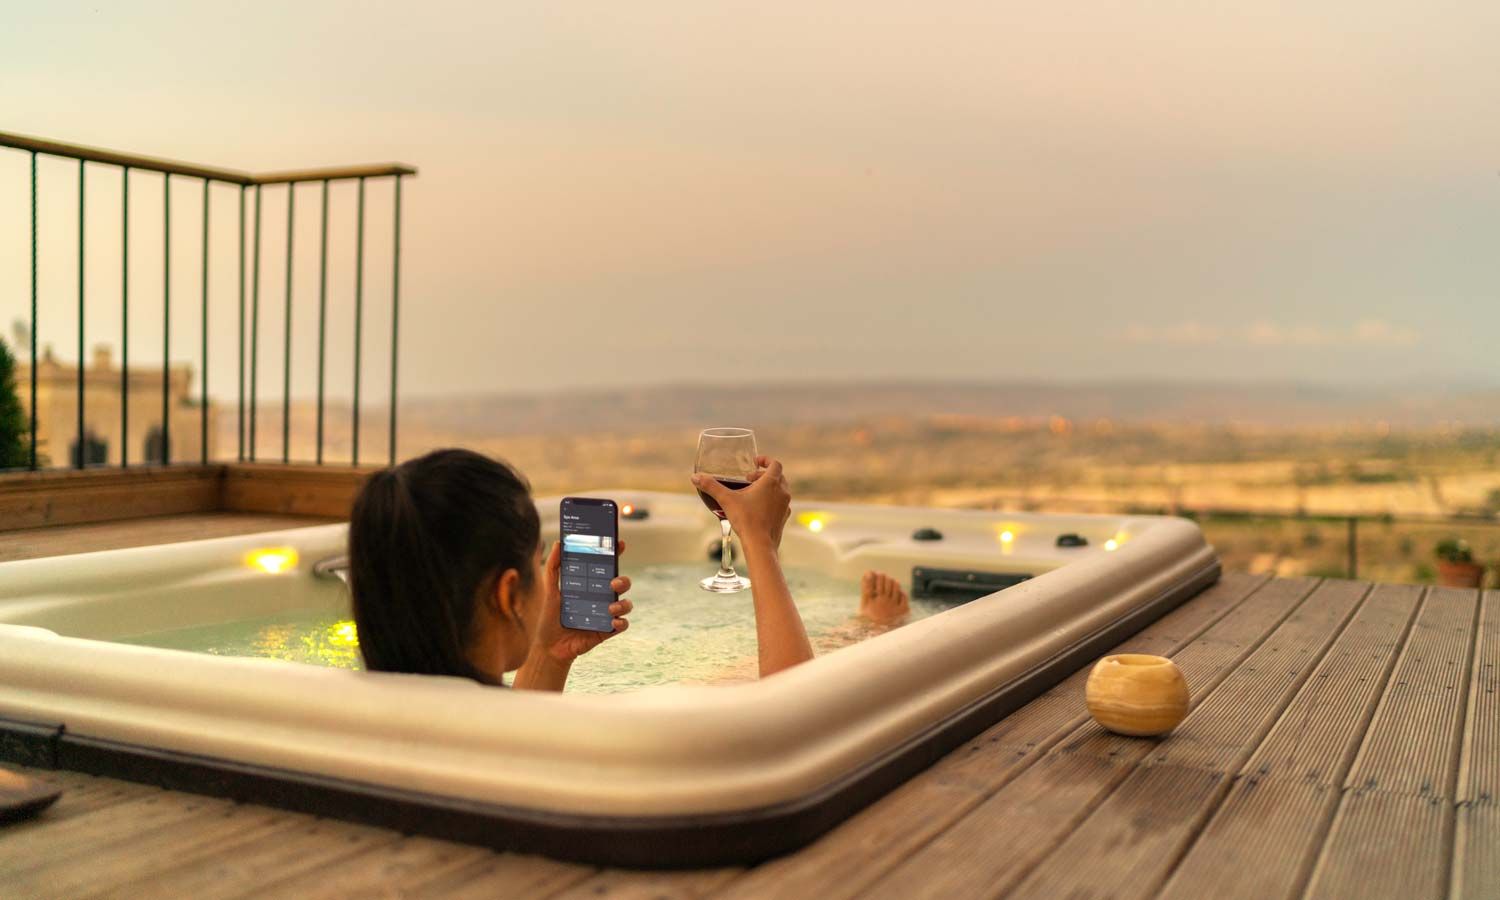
[690,436,813,674]
[694,456,791,553]
[693,427,760,592]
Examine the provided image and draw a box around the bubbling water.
[121,563,946,693]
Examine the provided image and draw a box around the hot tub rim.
[0,558,1220,868]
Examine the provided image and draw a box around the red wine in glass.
[697,477,751,519]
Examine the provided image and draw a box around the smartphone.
[559,497,619,633]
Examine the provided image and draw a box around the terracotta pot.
[1085,654,1188,737]
[1437,560,1485,589]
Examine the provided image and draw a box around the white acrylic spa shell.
[0,492,1215,820]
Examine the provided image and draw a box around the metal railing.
[972,494,1500,582]
[2,129,416,469]
[1177,507,1500,582]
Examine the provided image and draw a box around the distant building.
[10,323,214,466]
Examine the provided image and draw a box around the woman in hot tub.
[346,448,908,691]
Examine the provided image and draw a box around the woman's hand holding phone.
[536,539,632,664]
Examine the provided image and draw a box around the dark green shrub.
[0,337,28,469]
[1435,538,1474,564]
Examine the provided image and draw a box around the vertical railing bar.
[121,167,129,467]
[162,173,171,465]
[250,184,262,461]
[28,152,38,470]
[315,179,329,465]
[282,182,295,464]
[76,160,85,469]
[389,174,402,465]
[352,175,365,467]
[200,179,210,465]
[237,185,246,461]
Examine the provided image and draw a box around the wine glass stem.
[719,518,735,577]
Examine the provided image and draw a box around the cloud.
[1246,319,1420,347]
[1246,322,1332,346]
[1121,322,1224,345]
[1125,319,1421,348]
[1351,319,1420,346]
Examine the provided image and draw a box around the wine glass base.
[700,573,751,593]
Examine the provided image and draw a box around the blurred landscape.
[232,379,1500,587]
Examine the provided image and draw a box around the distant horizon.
[16,329,1500,405]
[14,332,1499,412]
[207,376,1500,475]
[392,372,1500,402]
[385,378,1500,433]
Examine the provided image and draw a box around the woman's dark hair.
[348,448,540,684]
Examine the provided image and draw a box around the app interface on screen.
[560,500,617,631]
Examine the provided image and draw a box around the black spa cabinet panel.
[911,567,1033,604]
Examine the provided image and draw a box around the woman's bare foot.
[859,571,910,625]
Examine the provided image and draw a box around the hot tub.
[0,492,1217,866]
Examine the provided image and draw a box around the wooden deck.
[0,516,1494,898]
[0,512,340,563]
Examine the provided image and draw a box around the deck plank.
[857,577,1324,900]
[412,851,596,898]
[1455,588,1498,807]
[253,836,496,899]
[711,773,979,900]
[1454,804,1500,900]
[1010,763,1229,900]
[1451,587,1498,900]
[16,781,153,824]
[1341,586,1481,798]
[1306,791,1450,900]
[10,801,297,899]
[3,764,126,806]
[0,512,337,562]
[1157,584,1424,900]
[1304,585,1482,899]
[1162,779,1334,900]
[549,868,743,900]
[1009,579,1389,899]
[1236,584,1425,785]
[104,817,403,900]
[878,751,1138,900]
[709,572,1273,900]
[0,788,226,875]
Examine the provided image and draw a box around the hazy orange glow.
[0,2,1492,400]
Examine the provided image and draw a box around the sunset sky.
[1,2,1496,400]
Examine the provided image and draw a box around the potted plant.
[1435,538,1484,588]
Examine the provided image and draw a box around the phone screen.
[559,497,619,633]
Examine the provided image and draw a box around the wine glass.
[694,427,757,593]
